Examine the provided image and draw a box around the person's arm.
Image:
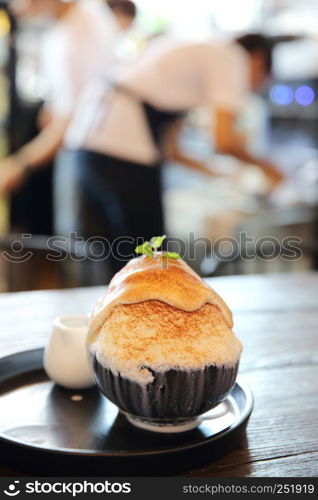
[0,115,70,196]
[162,121,217,176]
[214,109,284,187]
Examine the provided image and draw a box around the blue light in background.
[269,84,293,105]
[295,85,315,106]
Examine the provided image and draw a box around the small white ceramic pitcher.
[44,314,95,390]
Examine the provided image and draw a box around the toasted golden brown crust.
[88,254,233,344]
[88,255,241,383]
[93,301,242,384]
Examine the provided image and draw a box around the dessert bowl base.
[125,414,200,433]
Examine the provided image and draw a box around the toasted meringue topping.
[88,255,233,344]
[92,301,242,384]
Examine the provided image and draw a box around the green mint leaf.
[162,252,181,260]
[135,242,154,258]
[150,235,167,249]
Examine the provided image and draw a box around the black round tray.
[0,349,253,476]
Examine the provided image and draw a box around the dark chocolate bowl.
[91,354,239,433]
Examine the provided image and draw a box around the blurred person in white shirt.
[0,0,119,195]
[63,35,283,273]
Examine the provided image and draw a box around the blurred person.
[62,34,284,274]
[37,1,136,128]
[0,0,118,217]
[1,32,284,276]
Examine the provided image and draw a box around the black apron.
[115,83,185,152]
[74,86,185,276]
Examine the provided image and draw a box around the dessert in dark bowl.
[88,252,242,432]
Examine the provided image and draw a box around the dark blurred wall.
[5,6,53,236]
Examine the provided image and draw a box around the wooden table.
[0,272,317,477]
